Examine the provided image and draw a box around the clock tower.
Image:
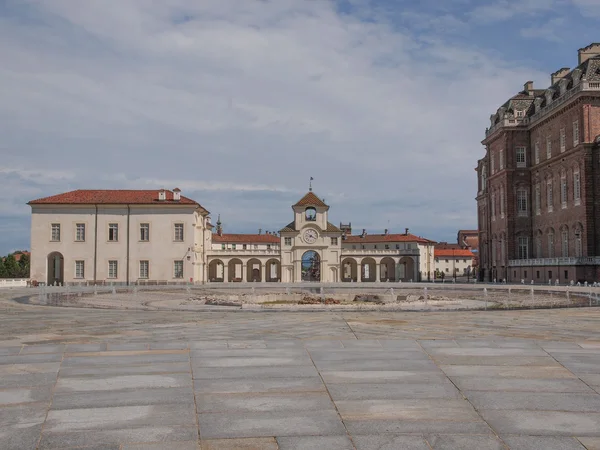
[279,191,343,282]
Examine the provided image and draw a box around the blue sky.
[1,0,599,254]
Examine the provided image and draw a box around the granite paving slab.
[195,392,335,413]
[465,391,600,411]
[51,386,194,409]
[500,435,586,450]
[194,377,325,394]
[480,410,600,436]
[200,437,278,449]
[326,382,462,400]
[448,376,594,392]
[276,435,355,450]
[577,437,600,449]
[352,434,431,450]
[197,410,347,439]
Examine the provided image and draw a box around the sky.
[1,0,599,255]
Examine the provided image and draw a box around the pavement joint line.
[35,347,64,450]
[304,346,357,450]
[415,340,511,450]
[188,347,202,444]
[540,345,600,399]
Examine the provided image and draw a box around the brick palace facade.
[477,43,600,283]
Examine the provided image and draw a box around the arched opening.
[47,252,64,285]
[247,258,262,282]
[398,256,415,282]
[301,251,320,282]
[380,257,396,282]
[361,257,376,282]
[208,259,224,282]
[341,258,357,282]
[228,258,243,282]
[305,207,317,221]
[265,259,280,282]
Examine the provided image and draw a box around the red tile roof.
[14,251,30,262]
[434,248,475,258]
[279,221,341,233]
[28,190,205,209]
[344,233,435,244]
[212,233,280,244]
[293,191,328,207]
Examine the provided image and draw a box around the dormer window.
[305,207,316,221]
[516,110,524,118]
[158,189,166,201]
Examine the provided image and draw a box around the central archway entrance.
[301,251,320,282]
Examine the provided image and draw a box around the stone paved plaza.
[2,289,600,449]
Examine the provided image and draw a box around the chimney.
[551,67,570,85]
[173,187,181,201]
[158,189,166,201]
[258,228,262,235]
[578,43,600,65]
[524,81,534,96]
[384,228,389,235]
[405,228,409,235]
[361,229,366,238]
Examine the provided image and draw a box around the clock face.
[303,229,318,244]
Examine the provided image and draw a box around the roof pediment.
[293,191,328,208]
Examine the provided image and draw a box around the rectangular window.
[108,260,118,278]
[548,270,553,280]
[331,237,338,245]
[174,260,184,279]
[535,184,541,215]
[547,181,553,213]
[374,245,378,249]
[499,150,504,169]
[491,193,496,220]
[108,223,119,241]
[139,260,149,279]
[573,120,579,146]
[221,244,225,250]
[546,135,552,159]
[174,223,184,241]
[516,110,524,118]
[232,244,236,250]
[574,172,581,205]
[76,223,85,242]
[243,244,247,250]
[75,260,85,278]
[548,234,554,258]
[51,223,61,242]
[284,237,292,246]
[560,128,566,152]
[140,223,149,241]
[385,244,390,249]
[254,245,258,249]
[561,177,567,208]
[536,236,542,258]
[490,153,495,174]
[395,244,400,249]
[561,230,569,257]
[517,189,528,216]
[575,232,582,257]
[534,141,540,164]
[516,147,526,167]
[518,237,528,260]
[564,270,568,280]
[500,188,505,218]
[267,244,271,250]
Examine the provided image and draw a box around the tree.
[2,254,19,278]
[0,258,6,278]
[17,253,30,278]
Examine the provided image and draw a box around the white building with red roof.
[28,188,438,284]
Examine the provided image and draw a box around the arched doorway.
[228,258,243,282]
[47,252,64,285]
[247,258,262,282]
[398,256,415,282]
[208,259,224,282]
[302,251,320,282]
[361,258,376,282]
[341,258,358,282]
[265,259,280,282]
[380,257,395,282]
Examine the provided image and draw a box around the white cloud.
[571,0,600,17]
[469,0,563,23]
[520,18,566,42]
[0,0,553,252]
